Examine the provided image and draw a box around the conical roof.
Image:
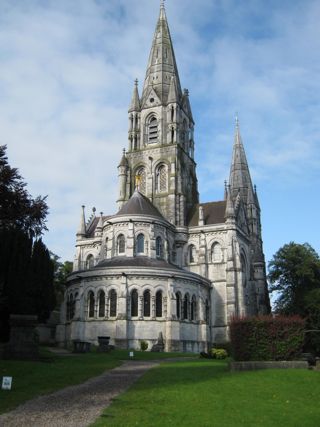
[116,190,165,219]
[229,118,254,202]
[128,79,141,112]
[141,3,182,105]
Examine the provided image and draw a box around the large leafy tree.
[268,242,320,355]
[268,242,320,316]
[0,145,48,237]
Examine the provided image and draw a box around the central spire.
[141,2,182,106]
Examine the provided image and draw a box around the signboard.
[129,351,134,358]
[2,377,12,390]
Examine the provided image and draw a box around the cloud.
[0,0,319,263]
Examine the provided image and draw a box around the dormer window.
[148,116,158,143]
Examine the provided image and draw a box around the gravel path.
[0,360,158,427]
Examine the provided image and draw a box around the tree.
[0,145,48,237]
[268,242,320,316]
[50,253,73,305]
[0,146,53,341]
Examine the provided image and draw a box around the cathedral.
[56,3,270,352]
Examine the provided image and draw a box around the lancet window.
[211,242,222,262]
[109,289,117,317]
[88,291,95,318]
[183,293,190,320]
[156,164,167,193]
[143,290,151,317]
[136,167,146,194]
[156,291,163,317]
[148,116,158,143]
[191,295,197,321]
[117,234,125,255]
[131,289,138,317]
[176,292,181,319]
[188,245,196,264]
[86,254,94,269]
[156,236,163,258]
[98,291,105,318]
[136,234,145,254]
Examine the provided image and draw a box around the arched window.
[86,254,94,269]
[188,245,196,264]
[156,291,163,317]
[105,237,108,255]
[176,292,181,319]
[148,116,158,143]
[191,295,197,321]
[211,242,222,262]
[156,164,167,193]
[117,234,125,254]
[136,233,145,254]
[131,289,138,317]
[143,290,151,317]
[156,236,163,258]
[88,291,95,318]
[98,291,105,318]
[135,167,146,194]
[183,294,190,320]
[109,289,117,317]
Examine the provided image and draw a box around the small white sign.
[129,351,134,358]
[2,377,12,390]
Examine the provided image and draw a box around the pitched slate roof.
[187,201,226,226]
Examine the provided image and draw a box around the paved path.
[0,360,159,427]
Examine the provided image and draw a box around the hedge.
[230,315,305,361]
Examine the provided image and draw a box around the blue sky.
[0,0,319,270]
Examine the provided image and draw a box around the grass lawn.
[0,347,190,415]
[93,359,320,427]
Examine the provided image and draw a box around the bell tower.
[116,2,198,225]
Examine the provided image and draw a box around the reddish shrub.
[230,315,305,361]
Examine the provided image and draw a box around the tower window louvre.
[147,116,158,144]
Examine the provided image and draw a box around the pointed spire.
[128,79,141,112]
[229,115,254,203]
[225,186,235,221]
[167,75,179,104]
[77,205,86,237]
[118,148,128,168]
[141,2,182,105]
[96,211,103,230]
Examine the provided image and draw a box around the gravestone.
[151,332,165,352]
[4,314,39,360]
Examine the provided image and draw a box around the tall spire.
[128,79,141,112]
[229,116,254,202]
[141,1,182,105]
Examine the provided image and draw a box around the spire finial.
[123,148,126,155]
[134,78,138,87]
[160,0,165,9]
[235,112,239,129]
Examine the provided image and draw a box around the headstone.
[151,332,165,352]
[3,315,39,360]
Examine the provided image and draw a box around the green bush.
[210,348,228,359]
[140,340,148,351]
[230,315,305,361]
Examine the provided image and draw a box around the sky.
[0,0,319,271]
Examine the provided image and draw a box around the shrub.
[210,348,228,359]
[230,315,305,361]
[140,340,148,351]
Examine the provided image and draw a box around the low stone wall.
[229,360,309,371]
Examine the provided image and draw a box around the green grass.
[93,359,320,427]
[0,347,192,415]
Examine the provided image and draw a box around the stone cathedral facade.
[56,4,270,352]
